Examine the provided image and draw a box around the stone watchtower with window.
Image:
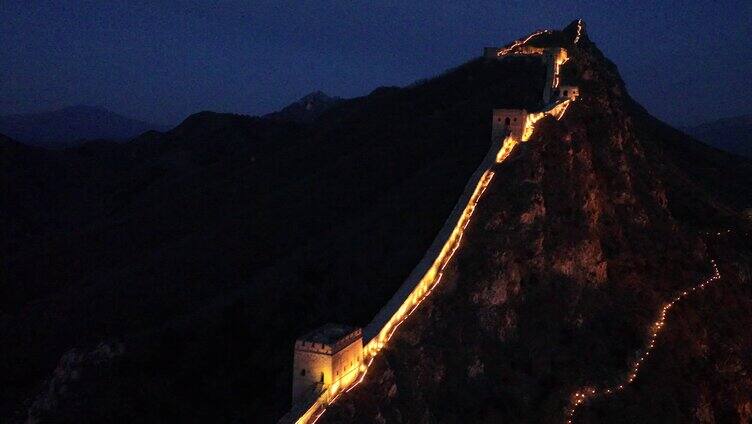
[492,109,528,143]
[292,323,363,404]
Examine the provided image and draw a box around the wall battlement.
[492,109,528,143]
[290,323,363,413]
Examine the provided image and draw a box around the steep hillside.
[321,22,752,424]
[2,54,548,422]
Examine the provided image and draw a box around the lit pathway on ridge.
[496,29,551,57]
[564,249,727,423]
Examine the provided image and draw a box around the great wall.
[279,23,583,424]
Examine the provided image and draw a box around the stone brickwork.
[291,324,362,404]
[492,109,529,143]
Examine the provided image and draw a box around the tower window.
[320,372,324,383]
[300,369,306,376]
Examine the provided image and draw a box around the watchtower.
[552,85,579,101]
[292,324,363,403]
[492,109,528,143]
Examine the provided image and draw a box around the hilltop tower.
[553,85,579,101]
[292,324,363,404]
[491,109,528,143]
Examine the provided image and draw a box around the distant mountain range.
[0,105,166,148]
[682,113,752,158]
[0,95,340,149]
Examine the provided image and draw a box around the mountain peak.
[264,90,343,123]
[563,18,587,43]
[299,90,336,103]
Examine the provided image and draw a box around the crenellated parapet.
[492,109,528,144]
[291,324,363,408]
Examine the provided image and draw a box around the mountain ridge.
[264,91,343,123]
[682,113,752,158]
[0,105,166,148]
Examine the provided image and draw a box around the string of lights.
[496,29,551,57]
[564,256,724,424]
[573,19,584,44]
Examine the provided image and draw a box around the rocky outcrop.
[26,343,123,424]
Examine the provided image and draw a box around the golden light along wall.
[573,19,584,44]
[496,29,551,57]
[521,99,573,142]
[552,49,569,88]
[299,145,501,424]
[287,139,504,424]
[496,137,518,163]
[288,31,580,424]
[303,102,577,423]
[564,258,723,424]
[365,167,497,354]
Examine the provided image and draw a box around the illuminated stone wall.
[361,44,577,384]
[291,330,363,406]
[363,135,504,350]
[542,48,568,104]
[292,343,332,403]
[330,336,363,392]
[284,33,580,424]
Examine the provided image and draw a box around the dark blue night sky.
[2,1,750,127]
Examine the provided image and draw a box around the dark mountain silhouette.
[2,20,751,424]
[0,105,165,148]
[264,91,343,123]
[682,114,752,158]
